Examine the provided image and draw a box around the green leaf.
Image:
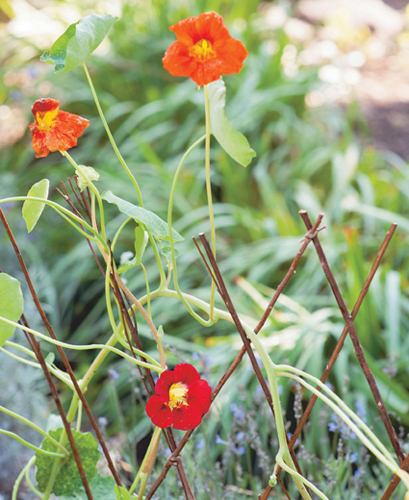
[134,226,149,265]
[208,78,256,167]
[75,165,100,192]
[35,428,100,496]
[59,475,117,500]
[101,191,183,242]
[0,273,24,347]
[115,486,132,500]
[22,179,49,233]
[40,14,117,73]
[161,246,179,260]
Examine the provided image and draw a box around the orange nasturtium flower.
[29,98,90,158]
[163,12,248,87]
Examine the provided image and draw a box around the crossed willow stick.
[1,178,407,500]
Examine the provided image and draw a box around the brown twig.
[18,311,94,500]
[381,452,409,500]
[299,211,404,463]
[0,207,123,487]
[259,220,398,500]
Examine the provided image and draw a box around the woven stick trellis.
[2,181,407,500]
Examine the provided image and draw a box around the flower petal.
[172,404,203,430]
[190,59,223,86]
[194,12,231,44]
[32,97,59,116]
[216,38,248,75]
[146,395,173,428]
[187,379,212,414]
[174,363,200,386]
[155,369,176,398]
[162,41,198,78]
[29,124,49,158]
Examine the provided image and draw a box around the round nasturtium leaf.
[35,428,100,496]
[40,14,118,73]
[0,273,24,347]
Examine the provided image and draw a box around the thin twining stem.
[145,216,324,499]
[299,211,404,463]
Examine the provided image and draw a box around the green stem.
[141,263,151,318]
[82,62,166,287]
[203,85,216,320]
[278,370,404,480]
[13,456,36,500]
[0,344,73,388]
[0,315,162,372]
[82,62,143,206]
[0,405,68,456]
[277,365,396,464]
[0,429,65,458]
[112,217,132,251]
[24,456,43,498]
[76,401,83,432]
[61,150,106,241]
[0,197,106,248]
[167,135,213,326]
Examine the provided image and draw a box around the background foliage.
[1,0,409,498]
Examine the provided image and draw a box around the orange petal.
[216,37,248,74]
[194,12,231,44]
[190,59,223,86]
[29,124,50,158]
[163,41,198,77]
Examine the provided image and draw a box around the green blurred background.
[1,0,409,498]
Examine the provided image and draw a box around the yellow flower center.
[189,39,217,63]
[36,107,59,132]
[167,382,188,410]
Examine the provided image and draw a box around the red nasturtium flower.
[163,12,247,87]
[146,363,212,430]
[29,98,90,158]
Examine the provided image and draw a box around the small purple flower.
[232,444,246,455]
[236,431,245,441]
[350,452,359,463]
[230,403,245,421]
[328,421,338,432]
[354,469,361,478]
[215,434,227,445]
[108,367,120,380]
[355,401,367,422]
[192,352,200,361]
[195,439,205,449]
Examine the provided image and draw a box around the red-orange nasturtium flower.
[162,12,247,87]
[146,363,212,430]
[29,98,90,158]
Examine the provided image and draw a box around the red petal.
[146,396,173,428]
[172,404,203,430]
[155,370,175,399]
[162,41,197,78]
[32,97,59,116]
[187,379,212,414]
[174,363,200,386]
[29,124,49,158]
